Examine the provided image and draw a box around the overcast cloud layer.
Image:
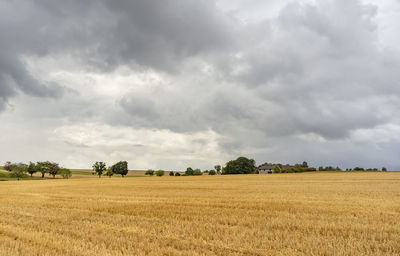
[1,0,400,170]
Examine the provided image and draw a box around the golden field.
[0,172,399,255]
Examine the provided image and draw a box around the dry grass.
[0,172,399,255]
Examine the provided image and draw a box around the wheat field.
[0,172,399,255]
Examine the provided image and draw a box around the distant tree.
[222,157,257,175]
[4,161,16,172]
[169,171,174,176]
[302,161,308,168]
[203,170,209,173]
[36,161,50,178]
[59,168,72,179]
[175,172,181,176]
[382,167,387,172]
[193,169,203,176]
[318,166,323,172]
[48,162,60,178]
[208,170,216,175]
[10,163,28,180]
[185,167,194,176]
[214,165,221,174]
[156,170,165,176]
[105,168,114,178]
[111,161,129,177]
[27,162,37,177]
[145,170,155,176]
[93,162,107,178]
[273,165,281,173]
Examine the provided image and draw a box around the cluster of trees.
[92,161,128,178]
[222,157,257,174]
[144,166,220,177]
[145,170,173,176]
[315,166,387,172]
[3,161,71,180]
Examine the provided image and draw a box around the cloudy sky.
[1,0,400,170]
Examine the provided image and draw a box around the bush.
[169,171,174,176]
[273,165,281,173]
[10,163,28,180]
[208,170,216,175]
[185,167,194,176]
[175,172,181,176]
[145,170,155,176]
[193,169,203,176]
[105,168,114,178]
[60,168,72,179]
[156,170,165,176]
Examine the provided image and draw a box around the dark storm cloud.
[1,0,400,169]
[0,0,232,109]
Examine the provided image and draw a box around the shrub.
[60,168,72,179]
[105,168,114,178]
[185,167,194,176]
[193,169,203,176]
[156,170,165,176]
[273,165,281,173]
[145,170,155,176]
[208,170,216,175]
[10,163,28,180]
[169,171,174,176]
[175,172,181,176]
[382,167,387,172]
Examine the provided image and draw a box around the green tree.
[302,161,308,168]
[93,162,107,178]
[145,170,155,176]
[169,171,174,176]
[273,165,281,173]
[10,163,28,180]
[193,169,203,176]
[37,161,50,178]
[174,172,181,176]
[222,157,257,175]
[48,162,60,178]
[156,170,165,176]
[185,167,194,176]
[382,167,387,172]
[59,168,72,179]
[105,168,114,178]
[111,161,129,177]
[208,170,216,175]
[4,161,16,172]
[27,162,37,177]
[214,165,221,174]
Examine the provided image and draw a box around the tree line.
[3,161,71,180]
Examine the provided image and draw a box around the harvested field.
[0,172,399,255]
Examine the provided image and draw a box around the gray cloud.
[1,0,400,170]
[0,0,232,109]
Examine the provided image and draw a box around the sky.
[1,0,400,170]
